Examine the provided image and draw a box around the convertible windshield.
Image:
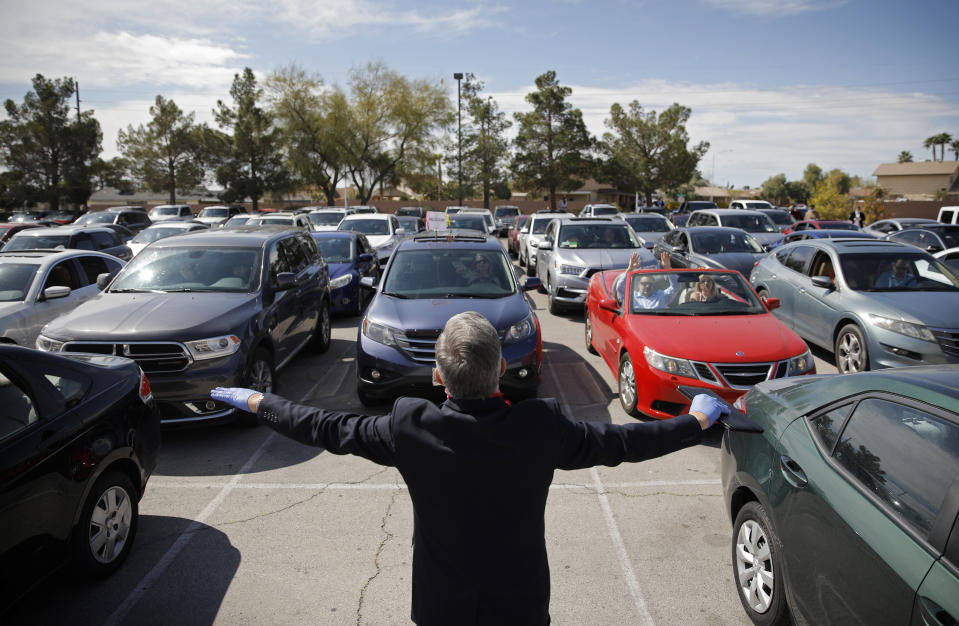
[839,253,959,291]
[0,263,39,301]
[315,237,353,263]
[819,222,858,230]
[722,214,779,233]
[110,247,261,292]
[309,212,344,226]
[691,231,764,254]
[447,215,487,231]
[628,271,765,315]
[559,224,640,249]
[382,249,515,298]
[338,219,390,235]
[4,234,70,250]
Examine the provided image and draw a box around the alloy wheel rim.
[839,332,862,372]
[250,360,273,393]
[321,307,331,341]
[620,359,636,408]
[89,486,133,564]
[735,519,774,613]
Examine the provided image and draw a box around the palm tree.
[924,135,938,160]
[951,139,959,161]
[934,133,953,161]
[897,150,913,163]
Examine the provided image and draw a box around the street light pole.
[710,149,733,202]
[454,72,463,206]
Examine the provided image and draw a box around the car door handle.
[780,455,808,488]
[919,596,957,626]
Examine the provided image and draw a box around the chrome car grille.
[396,328,510,365]
[62,341,191,373]
[715,363,775,389]
[930,328,959,360]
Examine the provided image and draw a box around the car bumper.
[866,327,959,368]
[330,282,360,315]
[550,274,590,307]
[356,331,541,401]
[145,350,250,426]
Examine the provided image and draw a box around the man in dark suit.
[212,311,725,625]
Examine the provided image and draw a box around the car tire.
[313,300,332,352]
[618,352,641,418]
[518,247,526,267]
[835,323,868,373]
[527,258,537,278]
[732,501,788,625]
[238,348,275,426]
[585,309,598,355]
[72,469,138,578]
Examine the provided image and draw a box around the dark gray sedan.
[653,226,766,279]
[749,238,959,372]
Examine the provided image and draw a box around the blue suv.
[356,231,543,404]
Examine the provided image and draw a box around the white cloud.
[489,79,958,185]
[270,0,505,36]
[703,0,847,16]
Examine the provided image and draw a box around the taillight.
[138,367,153,403]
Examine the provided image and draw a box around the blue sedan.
[312,231,380,316]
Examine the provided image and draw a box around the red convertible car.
[585,268,815,419]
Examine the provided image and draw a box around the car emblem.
[736,351,744,356]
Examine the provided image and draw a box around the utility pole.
[454,72,463,206]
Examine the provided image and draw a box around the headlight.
[330,274,353,289]
[643,346,697,379]
[36,335,64,352]
[867,314,935,342]
[505,313,537,344]
[185,335,241,361]
[787,348,814,375]
[363,317,398,347]
[559,264,586,275]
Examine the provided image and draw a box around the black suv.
[75,209,152,233]
[36,227,332,426]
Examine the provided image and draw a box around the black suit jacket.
[257,394,703,625]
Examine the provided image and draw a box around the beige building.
[873,161,959,198]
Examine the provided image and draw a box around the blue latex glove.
[689,394,728,426]
[211,387,259,412]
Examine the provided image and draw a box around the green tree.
[511,71,594,210]
[951,140,959,161]
[118,95,207,204]
[897,150,914,163]
[335,62,452,205]
[802,163,823,192]
[809,169,854,219]
[933,133,953,161]
[465,93,511,209]
[212,68,290,211]
[266,64,350,206]
[93,156,136,193]
[598,101,708,206]
[784,180,810,204]
[760,173,789,205]
[0,74,102,210]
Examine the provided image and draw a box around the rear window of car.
[338,219,390,235]
[625,217,670,232]
[559,224,640,249]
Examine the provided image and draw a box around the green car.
[721,366,959,624]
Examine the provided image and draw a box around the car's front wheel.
[732,501,788,625]
[312,300,332,352]
[618,352,641,417]
[237,348,275,426]
[72,470,138,578]
[584,309,598,355]
[835,323,868,373]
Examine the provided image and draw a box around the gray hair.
[435,311,501,399]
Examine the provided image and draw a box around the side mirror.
[96,272,113,290]
[41,285,71,301]
[360,275,378,290]
[522,277,542,292]
[275,272,297,291]
[537,241,553,251]
[643,240,654,250]
[763,296,781,311]
[810,275,834,289]
[599,295,620,311]
[395,227,406,235]
[357,253,374,263]
[520,227,529,234]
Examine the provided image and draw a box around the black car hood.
[368,292,531,334]
[42,292,258,341]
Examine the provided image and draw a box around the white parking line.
[547,360,655,626]
[146,479,719,491]
[104,431,279,626]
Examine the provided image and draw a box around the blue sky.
[2,0,957,188]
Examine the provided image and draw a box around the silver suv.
[578,203,620,218]
[687,208,783,249]
[533,217,657,314]
[518,212,574,274]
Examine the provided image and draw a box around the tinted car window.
[339,219,389,235]
[90,231,119,250]
[833,397,959,536]
[624,217,670,232]
[383,249,513,297]
[809,403,854,451]
[44,260,79,289]
[722,214,778,233]
[315,237,353,262]
[690,230,763,254]
[783,245,815,273]
[73,233,96,251]
[0,263,38,301]
[279,237,309,273]
[0,369,39,439]
[558,224,639,249]
[77,255,119,285]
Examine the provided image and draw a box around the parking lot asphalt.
[7,241,836,625]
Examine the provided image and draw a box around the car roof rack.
[411,230,489,243]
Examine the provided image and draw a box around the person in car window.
[614,251,678,308]
[466,254,504,289]
[875,258,917,288]
[211,311,726,625]
[688,275,723,302]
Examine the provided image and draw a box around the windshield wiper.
[110,288,158,293]
[382,291,410,299]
